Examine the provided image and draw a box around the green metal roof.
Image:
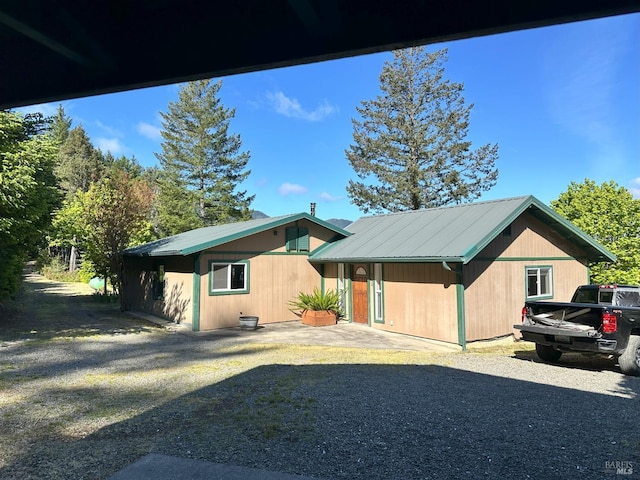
[124,213,350,257]
[309,196,616,264]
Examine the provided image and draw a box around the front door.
[352,265,368,324]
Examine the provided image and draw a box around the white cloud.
[278,182,308,196]
[137,122,162,141]
[266,91,337,121]
[95,120,122,137]
[319,192,343,202]
[96,137,125,155]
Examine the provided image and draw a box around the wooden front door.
[352,265,368,324]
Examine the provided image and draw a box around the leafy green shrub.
[77,260,96,283]
[289,287,341,313]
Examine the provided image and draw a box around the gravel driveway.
[0,272,638,480]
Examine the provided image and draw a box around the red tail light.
[521,306,527,323]
[602,312,617,333]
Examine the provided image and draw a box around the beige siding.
[479,213,587,259]
[123,255,194,325]
[198,252,321,330]
[464,214,589,341]
[374,263,459,343]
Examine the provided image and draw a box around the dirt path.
[0,269,147,343]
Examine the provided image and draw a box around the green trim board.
[456,282,466,350]
[192,253,201,332]
[474,256,580,262]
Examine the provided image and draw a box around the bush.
[40,256,80,283]
[289,287,342,314]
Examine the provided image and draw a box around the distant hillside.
[326,218,353,229]
[251,210,269,219]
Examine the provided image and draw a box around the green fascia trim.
[455,266,466,350]
[475,256,579,262]
[207,251,309,256]
[308,256,466,264]
[192,253,201,332]
[460,196,616,264]
[182,213,351,255]
[207,259,250,296]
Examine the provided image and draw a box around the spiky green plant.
[288,287,341,314]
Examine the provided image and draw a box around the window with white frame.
[337,263,346,315]
[526,266,552,299]
[209,261,248,294]
[374,263,384,322]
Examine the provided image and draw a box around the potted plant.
[288,287,341,327]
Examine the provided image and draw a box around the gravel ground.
[0,272,639,480]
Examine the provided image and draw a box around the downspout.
[443,261,466,351]
[192,252,201,332]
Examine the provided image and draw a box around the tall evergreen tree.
[155,79,253,236]
[346,47,499,213]
[55,125,104,198]
[49,104,72,146]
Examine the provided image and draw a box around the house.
[122,196,615,347]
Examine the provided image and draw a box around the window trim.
[373,263,384,323]
[525,265,553,300]
[208,260,250,296]
[152,264,165,300]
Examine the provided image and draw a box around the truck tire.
[618,335,640,376]
[535,343,562,362]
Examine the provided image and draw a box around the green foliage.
[78,170,155,301]
[55,125,104,198]
[40,256,80,283]
[0,111,60,298]
[155,79,254,236]
[77,260,97,283]
[289,287,341,313]
[49,104,72,146]
[346,47,498,213]
[551,179,640,285]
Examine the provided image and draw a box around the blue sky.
[19,13,639,222]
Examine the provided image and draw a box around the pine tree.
[346,47,499,213]
[49,104,72,146]
[55,125,104,198]
[155,79,253,236]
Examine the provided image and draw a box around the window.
[526,266,552,299]
[209,261,248,294]
[374,263,384,322]
[286,227,309,252]
[337,263,347,315]
[152,264,165,300]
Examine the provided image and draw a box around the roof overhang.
[2,1,638,109]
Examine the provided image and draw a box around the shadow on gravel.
[512,349,630,375]
[1,363,639,480]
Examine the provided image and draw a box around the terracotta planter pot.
[301,310,337,327]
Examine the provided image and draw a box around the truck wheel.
[618,335,640,376]
[535,343,562,362]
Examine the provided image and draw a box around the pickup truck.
[515,284,640,376]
